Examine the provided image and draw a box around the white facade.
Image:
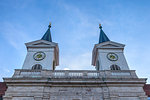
[92,41,129,70]
[22,48,55,70]
[22,40,59,70]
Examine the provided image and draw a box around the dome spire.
[41,22,52,42]
[98,24,110,44]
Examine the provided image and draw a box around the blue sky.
[0,0,150,83]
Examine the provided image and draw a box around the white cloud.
[1,22,31,56]
[64,68,70,70]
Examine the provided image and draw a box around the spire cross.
[99,24,102,29]
[48,22,51,28]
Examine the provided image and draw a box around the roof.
[0,82,7,96]
[99,25,110,44]
[143,84,150,97]
[41,24,52,42]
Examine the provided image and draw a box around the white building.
[3,24,147,100]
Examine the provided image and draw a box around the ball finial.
[99,24,102,29]
[48,22,51,28]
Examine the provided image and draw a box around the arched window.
[110,64,121,70]
[32,64,42,70]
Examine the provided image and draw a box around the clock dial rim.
[33,51,46,61]
[107,52,118,61]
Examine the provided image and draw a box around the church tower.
[22,23,59,70]
[3,24,147,100]
[92,24,129,71]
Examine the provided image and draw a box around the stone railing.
[12,69,138,79]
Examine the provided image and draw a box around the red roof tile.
[0,82,7,96]
[143,84,150,97]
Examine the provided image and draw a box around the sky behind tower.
[0,0,150,83]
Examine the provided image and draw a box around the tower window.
[110,64,121,70]
[32,64,42,70]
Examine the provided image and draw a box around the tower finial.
[41,23,52,42]
[48,22,51,28]
[99,24,102,29]
[98,24,110,44]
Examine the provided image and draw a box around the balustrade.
[13,69,136,79]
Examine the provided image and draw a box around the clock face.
[107,53,118,61]
[33,51,46,61]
